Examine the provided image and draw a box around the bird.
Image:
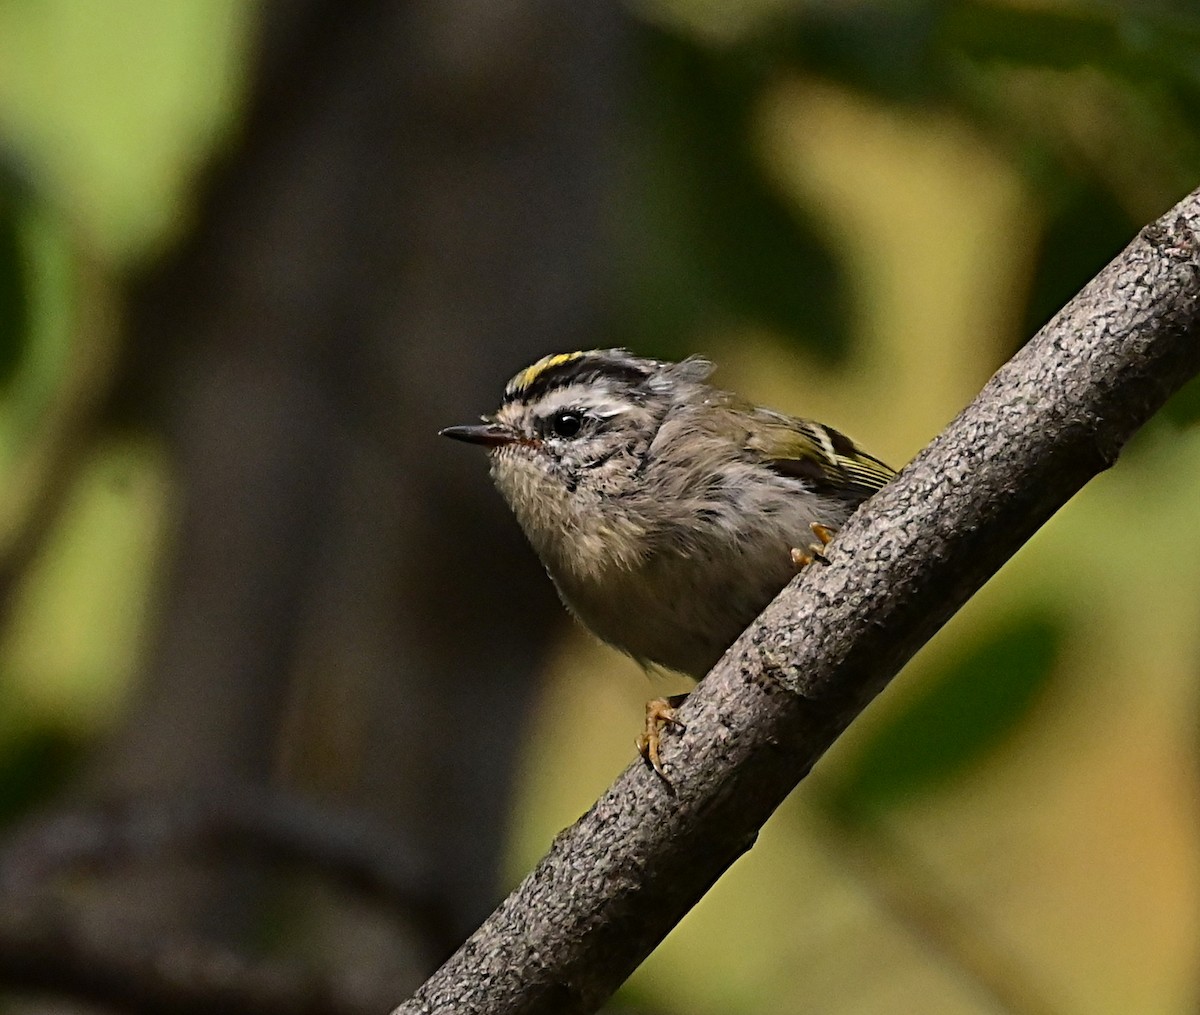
[441,349,894,778]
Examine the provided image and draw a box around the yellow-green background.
[0,1,1196,1013]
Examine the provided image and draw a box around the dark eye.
[550,409,583,438]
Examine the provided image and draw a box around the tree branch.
[0,898,395,1015]
[393,189,1200,1015]
[0,789,447,1015]
[0,790,451,948]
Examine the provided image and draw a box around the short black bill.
[438,423,517,448]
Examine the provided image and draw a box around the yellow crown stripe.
[507,351,587,395]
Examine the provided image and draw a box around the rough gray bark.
[394,191,1200,1015]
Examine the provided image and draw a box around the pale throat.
[496,456,649,582]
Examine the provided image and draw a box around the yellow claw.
[810,522,836,546]
[637,694,688,784]
[790,547,813,569]
[791,522,838,570]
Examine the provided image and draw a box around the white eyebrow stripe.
[533,382,635,422]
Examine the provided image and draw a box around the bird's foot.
[636,693,689,784]
[790,522,837,569]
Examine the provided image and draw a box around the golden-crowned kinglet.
[441,349,894,776]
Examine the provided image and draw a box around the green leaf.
[620,21,851,360]
[828,611,1063,819]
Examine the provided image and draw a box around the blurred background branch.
[0,0,1195,1012]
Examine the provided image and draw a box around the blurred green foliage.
[623,21,852,359]
[630,0,1200,371]
[827,611,1063,819]
[0,0,251,263]
[0,0,245,829]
